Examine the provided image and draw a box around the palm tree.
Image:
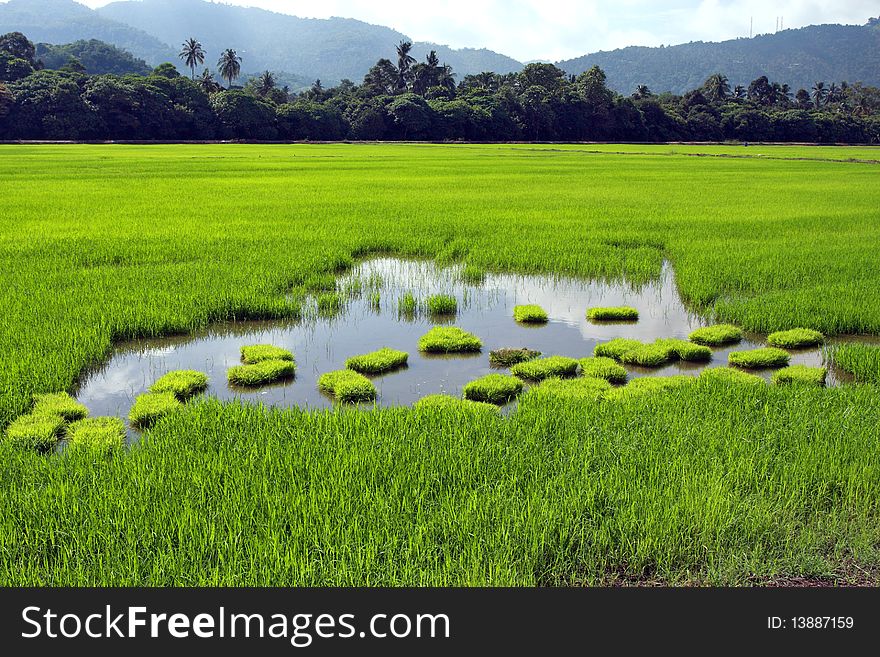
[197,69,219,94]
[395,40,416,90]
[811,81,827,108]
[218,48,242,89]
[632,84,652,99]
[827,83,840,105]
[255,71,276,97]
[703,73,730,102]
[733,85,746,99]
[178,38,205,79]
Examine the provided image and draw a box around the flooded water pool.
[73,258,862,440]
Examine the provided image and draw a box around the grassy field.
[1,143,879,585]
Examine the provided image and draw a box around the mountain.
[35,39,152,75]
[0,0,175,64]
[558,21,880,95]
[96,0,522,82]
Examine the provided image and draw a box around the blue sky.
[76,0,879,61]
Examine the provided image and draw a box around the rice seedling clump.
[594,338,644,361]
[462,374,523,404]
[654,338,713,362]
[346,348,409,374]
[832,344,880,384]
[772,365,827,387]
[240,344,294,364]
[150,370,209,400]
[317,292,343,316]
[689,324,743,346]
[511,356,579,381]
[31,392,88,422]
[587,306,639,322]
[698,367,765,386]
[413,394,499,415]
[489,348,541,367]
[606,376,695,401]
[66,417,126,451]
[578,357,628,383]
[729,348,790,369]
[526,377,612,403]
[425,294,458,316]
[228,360,296,387]
[318,370,377,403]
[128,392,182,428]
[4,413,65,449]
[418,326,482,353]
[460,264,486,285]
[513,305,548,323]
[767,328,825,349]
[398,292,418,317]
[620,343,674,368]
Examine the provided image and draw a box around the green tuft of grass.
[832,344,880,384]
[240,344,294,364]
[698,367,765,386]
[346,348,409,375]
[425,294,458,316]
[767,328,825,349]
[460,265,486,285]
[772,365,827,387]
[66,417,126,451]
[31,392,89,422]
[606,375,696,401]
[316,292,343,316]
[4,413,65,449]
[150,370,209,400]
[689,324,743,346]
[513,305,548,323]
[413,394,498,415]
[318,370,377,403]
[418,326,482,353]
[227,359,296,387]
[489,348,541,367]
[398,292,418,317]
[578,357,628,384]
[594,338,644,360]
[587,306,639,322]
[729,348,790,369]
[654,338,713,362]
[511,356,579,381]
[128,392,182,428]
[620,343,675,368]
[463,374,523,405]
[525,376,612,403]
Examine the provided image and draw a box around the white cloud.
[71,0,879,61]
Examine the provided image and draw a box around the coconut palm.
[632,84,652,99]
[197,68,219,94]
[178,38,205,79]
[702,73,730,102]
[255,71,276,97]
[811,81,827,108]
[395,40,416,90]
[827,83,840,105]
[218,48,242,89]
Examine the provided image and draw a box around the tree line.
[1,32,879,143]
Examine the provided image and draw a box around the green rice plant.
[578,357,628,384]
[772,365,827,387]
[128,392,182,428]
[587,306,639,322]
[31,392,89,422]
[418,326,482,353]
[766,328,825,349]
[524,376,612,403]
[489,348,541,367]
[832,344,880,384]
[511,356,579,381]
[413,394,498,415]
[594,338,644,361]
[316,292,343,316]
[4,413,65,449]
[689,324,743,346]
[513,305,549,323]
[303,273,337,293]
[698,367,765,386]
[149,370,209,400]
[66,417,126,451]
[654,338,713,362]
[346,348,409,375]
[425,294,458,316]
[620,343,675,368]
[369,291,380,311]
[605,375,696,401]
[240,344,294,364]
[227,359,296,387]
[460,264,486,285]
[462,374,523,405]
[318,370,377,403]
[398,292,418,317]
[729,348,790,369]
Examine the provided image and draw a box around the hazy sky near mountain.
[76,0,878,61]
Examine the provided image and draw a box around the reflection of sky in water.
[73,258,864,442]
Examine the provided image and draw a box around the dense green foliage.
[587,306,639,321]
[766,328,825,349]
[489,348,541,367]
[317,369,377,403]
[32,392,89,421]
[578,357,628,384]
[36,39,152,76]
[412,394,498,415]
[418,327,482,353]
[128,392,182,428]
[227,360,296,387]
[240,344,294,364]
[689,324,743,346]
[345,347,409,374]
[66,417,126,451]
[462,374,523,404]
[513,305,548,323]
[833,344,880,384]
[425,294,457,316]
[511,356,579,381]
[772,365,828,387]
[729,348,791,369]
[150,370,209,399]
